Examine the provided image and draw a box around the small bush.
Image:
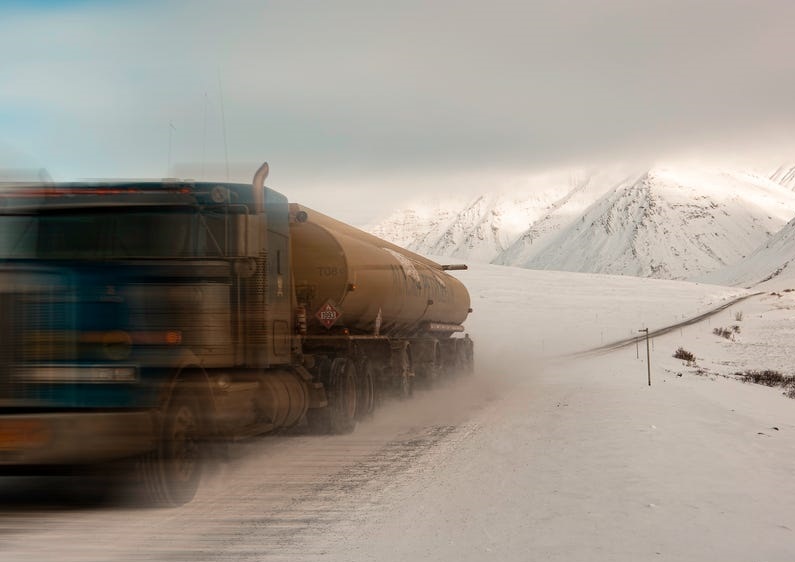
[673,347,695,362]
[734,311,744,322]
[732,370,795,399]
[735,369,793,387]
[713,325,740,340]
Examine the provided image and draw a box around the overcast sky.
[2,0,794,223]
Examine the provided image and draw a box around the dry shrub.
[713,325,740,340]
[735,370,795,399]
[736,369,792,387]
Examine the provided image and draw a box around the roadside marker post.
[639,328,651,386]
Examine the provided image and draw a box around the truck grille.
[21,289,71,362]
[0,287,73,402]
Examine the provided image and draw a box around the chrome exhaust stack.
[252,161,269,214]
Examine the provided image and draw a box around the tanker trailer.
[289,203,474,432]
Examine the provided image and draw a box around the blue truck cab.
[0,167,304,505]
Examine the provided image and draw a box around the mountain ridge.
[367,164,795,287]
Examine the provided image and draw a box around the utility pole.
[639,328,651,386]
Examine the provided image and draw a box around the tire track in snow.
[160,423,479,562]
[0,419,481,561]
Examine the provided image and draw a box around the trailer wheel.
[355,357,375,420]
[308,357,358,434]
[457,336,475,376]
[399,371,414,398]
[138,389,204,506]
[415,345,441,390]
[439,340,457,377]
[328,357,358,433]
[389,341,414,399]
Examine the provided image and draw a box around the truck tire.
[457,336,475,376]
[355,357,375,420]
[138,390,205,506]
[307,357,358,434]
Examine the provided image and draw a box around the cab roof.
[0,180,288,212]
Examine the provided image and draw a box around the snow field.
[315,263,795,561]
[451,263,748,359]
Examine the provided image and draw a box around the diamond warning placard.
[315,301,341,329]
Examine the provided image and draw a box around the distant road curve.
[574,291,764,357]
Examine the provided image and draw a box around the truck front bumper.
[0,411,156,467]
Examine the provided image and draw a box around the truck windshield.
[0,207,233,259]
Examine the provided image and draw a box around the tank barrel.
[289,203,471,336]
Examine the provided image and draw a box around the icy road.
[1,265,794,562]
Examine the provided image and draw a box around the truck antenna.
[217,68,230,181]
[167,121,176,176]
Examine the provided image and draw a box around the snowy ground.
[1,264,794,561]
[339,265,795,562]
[330,264,794,562]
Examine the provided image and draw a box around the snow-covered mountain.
[770,164,795,191]
[504,167,795,279]
[367,191,557,263]
[700,215,795,288]
[367,175,578,263]
[367,168,635,263]
[367,164,795,283]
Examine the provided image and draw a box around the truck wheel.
[399,371,414,399]
[439,341,457,378]
[415,351,441,390]
[308,357,358,434]
[328,357,358,433]
[355,357,375,420]
[138,390,204,506]
[389,342,414,399]
[457,337,475,376]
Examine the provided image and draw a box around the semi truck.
[0,163,473,505]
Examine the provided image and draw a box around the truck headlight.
[16,365,138,383]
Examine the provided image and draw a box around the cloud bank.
[2,0,794,222]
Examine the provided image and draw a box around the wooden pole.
[639,328,651,386]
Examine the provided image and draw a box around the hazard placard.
[315,301,341,329]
